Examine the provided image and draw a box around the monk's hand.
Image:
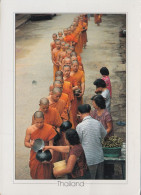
[42,160,52,164]
[30,140,34,148]
[77,92,83,98]
[56,61,59,66]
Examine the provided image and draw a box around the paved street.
[15,14,126,179]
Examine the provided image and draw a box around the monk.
[55,76,74,104]
[32,97,62,131]
[64,29,73,45]
[53,81,69,109]
[63,65,78,91]
[59,36,64,42]
[58,31,63,38]
[52,39,61,80]
[55,70,63,78]
[71,56,84,71]
[65,43,70,50]
[49,81,69,110]
[73,21,82,55]
[50,33,57,52]
[47,87,68,121]
[57,41,66,70]
[63,65,78,127]
[62,57,72,69]
[94,14,102,26]
[70,60,85,106]
[24,111,57,179]
[80,16,88,48]
[63,28,68,37]
[70,25,77,43]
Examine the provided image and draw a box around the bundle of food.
[102,136,123,157]
[102,136,123,148]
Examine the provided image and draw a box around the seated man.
[24,111,57,179]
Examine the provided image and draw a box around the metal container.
[32,138,45,152]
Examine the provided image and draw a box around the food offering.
[32,138,52,162]
[102,136,123,158]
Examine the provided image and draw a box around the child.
[100,67,112,97]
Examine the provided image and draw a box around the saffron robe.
[32,107,62,128]
[64,76,78,128]
[48,98,69,121]
[52,48,61,80]
[29,124,57,179]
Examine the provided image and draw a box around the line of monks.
[24,14,88,179]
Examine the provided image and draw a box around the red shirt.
[67,144,88,178]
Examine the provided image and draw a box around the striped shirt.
[76,116,107,166]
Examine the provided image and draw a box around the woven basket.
[103,147,121,157]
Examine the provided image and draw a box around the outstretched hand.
[42,146,50,151]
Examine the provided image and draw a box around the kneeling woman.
[43,129,91,179]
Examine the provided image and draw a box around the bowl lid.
[32,138,45,152]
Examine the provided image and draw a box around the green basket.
[103,147,121,157]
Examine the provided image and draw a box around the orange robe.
[48,98,69,121]
[63,81,74,103]
[94,14,102,24]
[64,35,73,45]
[64,76,78,128]
[50,41,56,51]
[32,107,62,128]
[74,26,82,55]
[29,123,57,179]
[71,70,85,106]
[81,22,88,46]
[52,48,61,80]
[60,92,74,128]
[60,92,70,109]
[77,55,84,71]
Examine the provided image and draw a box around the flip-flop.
[116,121,126,126]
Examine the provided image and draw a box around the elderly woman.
[90,95,113,137]
[43,129,91,179]
[93,79,111,112]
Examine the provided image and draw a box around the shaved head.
[55,76,64,82]
[53,33,57,36]
[66,49,72,53]
[55,71,63,77]
[53,80,62,85]
[72,60,79,65]
[63,65,71,70]
[65,43,70,48]
[39,97,49,105]
[64,57,71,62]
[71,56,77,61]
[52,87,62,94]
[34,111,44,119]
[71,52,77,56]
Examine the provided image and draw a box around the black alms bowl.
[74,89,81,97]
[60,121,72,132]
[36,149,52,162]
